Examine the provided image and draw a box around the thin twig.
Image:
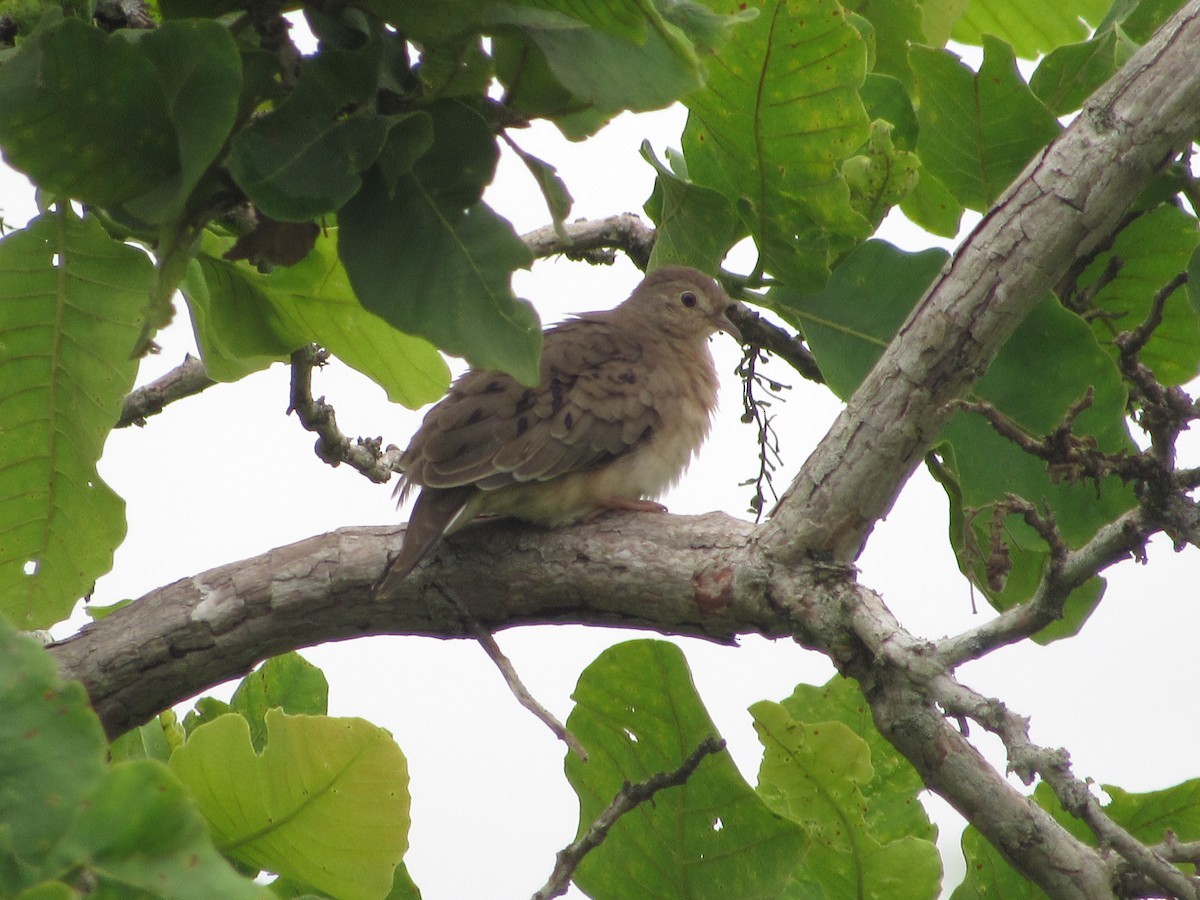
[288,345,400,483]
[116,355,215,428]
[935,508,1151,667]
[531,735,727,900]
[468,620,589,760]
[727,303,824,384]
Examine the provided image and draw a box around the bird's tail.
[376,487,474,598]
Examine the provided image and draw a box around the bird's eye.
[680,291,698,308]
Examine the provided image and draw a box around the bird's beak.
[715,305,743,344]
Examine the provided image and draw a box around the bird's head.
[621,266,743,344]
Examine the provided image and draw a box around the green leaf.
[1076,204,1200,386]
[483,4,704,112]
[938,299,1135,634]
[230,654,330,752]
[228,47,390,221]
[1029,28,1133,116]
[774,239,948,399]
[339,102,540,383]
[900,170,964,238]
[109,712,186,764]
[566,640,808,899]
[0,622,106,883]
[258,230,451,408]
[916,0,969,46]
[0,208,150,628]
[860,74,919,151]
[844,0,924,85]
[951,0,1108,57]
[183,251,295,382]
[1104,780,1200,844]
[642,143,746,273]
[780,676,937,845]
[682,0,872,288]
[169,710,410,900]
[0,618,263,899]
[752,701,942,898]
[491,33,613,139]
[0,18,178,206]
[843,120,920,228]
[119,20,242,223]
[183,696,234,736]
[911,37,1060,211]
[1105,0,1188,43]
[187,231,451,407]
[53,760,269,899]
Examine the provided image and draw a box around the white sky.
[3,34,1200,900]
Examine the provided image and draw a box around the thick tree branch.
[49,513,786,738]
[761,0,1200,566]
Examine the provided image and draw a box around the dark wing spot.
[515,389,537,413]
[637,424,653,444]
[466,408,483,426]
[516,416,529,436]
[484,379,505,393]
[549,380,567,414]
[564,411,574,430]
[617,371,636,384]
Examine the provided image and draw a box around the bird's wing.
[398,317,661,493]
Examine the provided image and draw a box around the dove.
[376,265,741,596]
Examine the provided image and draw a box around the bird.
[375,265,742,596]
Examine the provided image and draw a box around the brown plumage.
[376,265,741,595]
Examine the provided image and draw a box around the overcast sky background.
[4,28,1200,899]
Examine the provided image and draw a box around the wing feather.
[398,316,661,493]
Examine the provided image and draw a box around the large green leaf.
[228,46,389,222]
[682,0,871,289]
[0,208,150,628]
[911,37,1060,211]
[642,144,746,273]
[752,701,942,898]
[780,676,936,846]
[1075,204,1200,386]
[0,18,177,206]
[951,0,1108,57]
[566,640,808,898]
[169,710,410,900]
[0,618,264,899]
[339,102,540,383]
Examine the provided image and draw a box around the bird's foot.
[581,498,669,523]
